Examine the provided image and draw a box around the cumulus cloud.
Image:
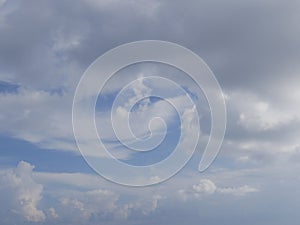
[0,161,45,222]
[58,189,119,222]
[192,179,217,195]
[46,207,58,219]
[50,188,163,223]
[0,162,166,224]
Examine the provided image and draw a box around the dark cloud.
[1,0,299,91]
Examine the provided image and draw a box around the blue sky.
[0,0,300,224]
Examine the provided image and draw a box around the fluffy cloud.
[58,189,119,222]
[0,162,164,224]
[33,168,165,223]
[56,191,163,223]
[192,179,217,195]
[227,91,300,132]
[0,161,45,223]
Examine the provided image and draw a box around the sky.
[0,0,300,224]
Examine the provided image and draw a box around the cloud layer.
[1,0,300,224]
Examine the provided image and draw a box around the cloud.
[33,167,166,223]
[56,190,163,223]
[0,0,299,168]
[192,179,217,195]
[0,0,300,224]
[46,207,58,219]
[178,179,259,201]
[227,91,300,132]
[0,162,166,224]
[0,69,201,163]
[0,161,45,222]
[0,88,76,151]
[218,185,259,196]
[58,189,119,222]
[48,186,163,223]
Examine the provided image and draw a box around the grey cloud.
[1,0,300,94]
[0,0,299,159]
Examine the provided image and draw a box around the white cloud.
[177,179,259,201]
[0,162,166,224]
[0,162,266,224]
[58,189,119,221]
[46,207,58,219]
[192,179,217,194]
[131,194,163,216]
[51,186,162,222]
[0,72,201,162]
[221,88,300,166]
[227,91,300,132]
[217,185,259,196]
[0,161,45,222]
[177,179,216,201]
[33,169,165,221]
[0,88,75,149]
[52,30,83,53]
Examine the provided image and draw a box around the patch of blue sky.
[96,91,182,166]
[0,81,19,93]
[0,136,93,173]
[115,111,181,166]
